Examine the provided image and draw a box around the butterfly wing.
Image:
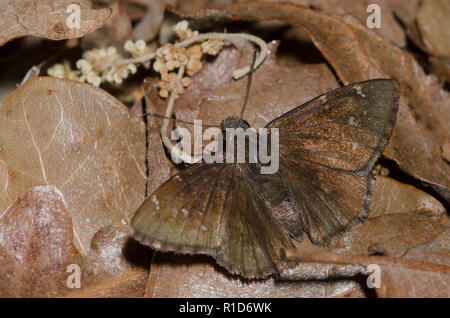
[266,79,399,243]
[131,163,293,278]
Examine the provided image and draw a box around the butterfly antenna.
[141,111,219,128]
[239,49,258,119]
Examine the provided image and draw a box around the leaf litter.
[0,0,448,298]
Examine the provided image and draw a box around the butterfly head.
[220,117,250,132]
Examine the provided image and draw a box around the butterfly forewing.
[131,163,293,278]
[267,79,398,174]
[265,79,398,243]
[132,163,228,253]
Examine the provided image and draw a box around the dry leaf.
[416,0,450,57]
[429,57,450,85]
[132,0,173,42]
[0,185,150,297]
[370,175,446,222]
[0,0,111,47]
[0,77,146,255]
[375,228,450,297]
[81,0,133,50]
[331,214,446,257]
[310,0,408,47]
[284,214,449,297]
[68,226,150,297]
[0,185,79,297]
[143,78,176,195]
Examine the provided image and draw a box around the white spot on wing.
[181,208,189,216]
[354,85,366,98]
[349,117,359,127]
[152,195,160,210]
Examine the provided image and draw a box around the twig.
[284,248,450,275]
[159,65,202,164]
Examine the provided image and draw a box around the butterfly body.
[132,79,399,278]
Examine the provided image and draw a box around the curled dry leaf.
[212,1,450,203]
[429,57,450,85]
[0,0,111,47]
[81,0,133,50]
[0,186,150,297]
[68,226,151,298]
[0,77,146,255]
[309,0,408,47]
[370,175,446,222]
[416,0,450,57]
[331,214,446,257]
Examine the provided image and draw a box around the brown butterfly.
[131,78,399,278]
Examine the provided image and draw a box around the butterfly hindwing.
[131,163,292,278]
[266,79,399,243]
[281,159,369,244]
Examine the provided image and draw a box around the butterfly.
[131,78,399,278]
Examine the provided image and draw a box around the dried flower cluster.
[48,46,139,86]
[124,39,153,69]
[154,21,223,98]
[47,21,224,98]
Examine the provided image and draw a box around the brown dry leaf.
[429,57,450,85]
[132,0,174,42]
[0,0,111,47]
[146,253,366,297]
[370,175,446,222]
[143,78,177,195]
[0,185,79,297]
[0,185,150,297]
[331,214,446,257]
[416,0,450,58]
[202,0,415,47]
[210,1,450,204]
[310,0,408,47]
[375,228,450,297]
[285,214,449,297]
[279,212,448,280]
[0,77,146,255]
[81,0,133,50]
[68,226,151,297]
